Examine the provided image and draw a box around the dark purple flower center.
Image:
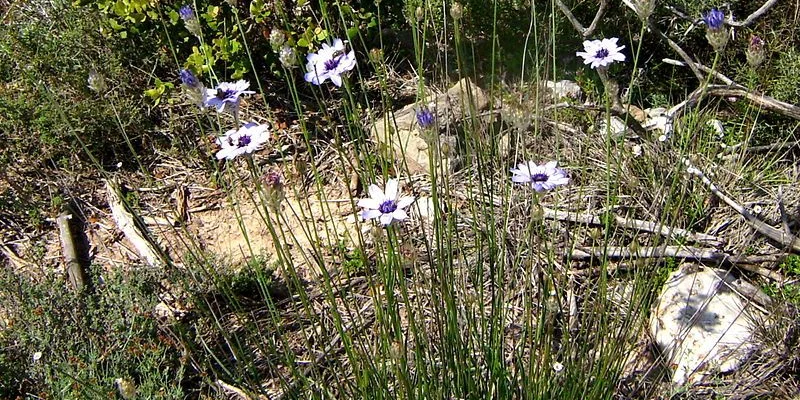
[530,173,549,182]
[594,48,609,59]
[217,88,237,101]
[237,134,252,148]
[378,200,397,214]
[324,56,342,72]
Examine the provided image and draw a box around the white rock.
[643,115,669,132]
[598,116,627,136]
[707,119,725,139]
[545,80,582,100]
[645,107,667,118]
[414,196,436,225]
[650,264,767,385]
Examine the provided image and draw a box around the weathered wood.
[57,209,88,291]
[105,179,169,268]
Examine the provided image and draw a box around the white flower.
[576,38,626,69]
[304,38,357,87]
[510,161,570,192]
[204,80,255,114]
[357,178,415,226]
[552,361,564,372]
[32,351,43,362]
[215,122,271,160]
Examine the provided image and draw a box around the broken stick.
[105,179,170,268]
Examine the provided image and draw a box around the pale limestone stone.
[650,264,768,385]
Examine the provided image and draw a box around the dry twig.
[683,158,800,254]
[105,178,170,268]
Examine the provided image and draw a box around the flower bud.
[114,378,136,400]
[87,71,106,93]
[450,2,463,20]
[746,35,765,67]
[269,28,286,48]
[279,45,297,68]
[179,5,202,37]
[263,169,285,210]
[415,107,435,129]
[415,6,424,21]
[179,69,205,107]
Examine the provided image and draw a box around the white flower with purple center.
[357,178,415,226]
[215,122,271,160]
[204,80,255,114]
[303,38,357,87]
[510,161,570,192]
[576,38,626,69]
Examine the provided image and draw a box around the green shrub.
[0,265,186,398]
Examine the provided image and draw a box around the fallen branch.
[682,158,800,254]
[105,179,170,268]
[569,246,785,281]
[426,186,724,247]
[216,380,261,400]
[541,207,724,247]
[0,242,36,270]
[663,84,800,138]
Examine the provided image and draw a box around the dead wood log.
[105,179,170,268]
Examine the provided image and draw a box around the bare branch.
[583,0,608,37]
[555,0,586,35]
[662,58,736,85]
[727,0,780,27]
[569,246,785,281]
[650,23,704,81]
[683,158,800,254]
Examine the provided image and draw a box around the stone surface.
[369,78,488,175]
[598,116,628,137]
[650,264,769,385]
[544,80,582,100]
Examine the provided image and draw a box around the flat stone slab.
[650,264,770,385]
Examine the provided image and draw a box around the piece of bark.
[105,179,169,268]
[57,210,89,291]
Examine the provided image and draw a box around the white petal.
[391,209,408,221]
[379,213,393,226]
[544,161,558,169]
[396,196,415,209]
[330,74,343,87]
[512,175,531,183]
[384,179,398,200]
[362,209,382,220]
[368,184,386,202]
[357,198,380,209]
[332,38,344,50]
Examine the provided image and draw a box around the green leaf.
[297,37,309,47]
